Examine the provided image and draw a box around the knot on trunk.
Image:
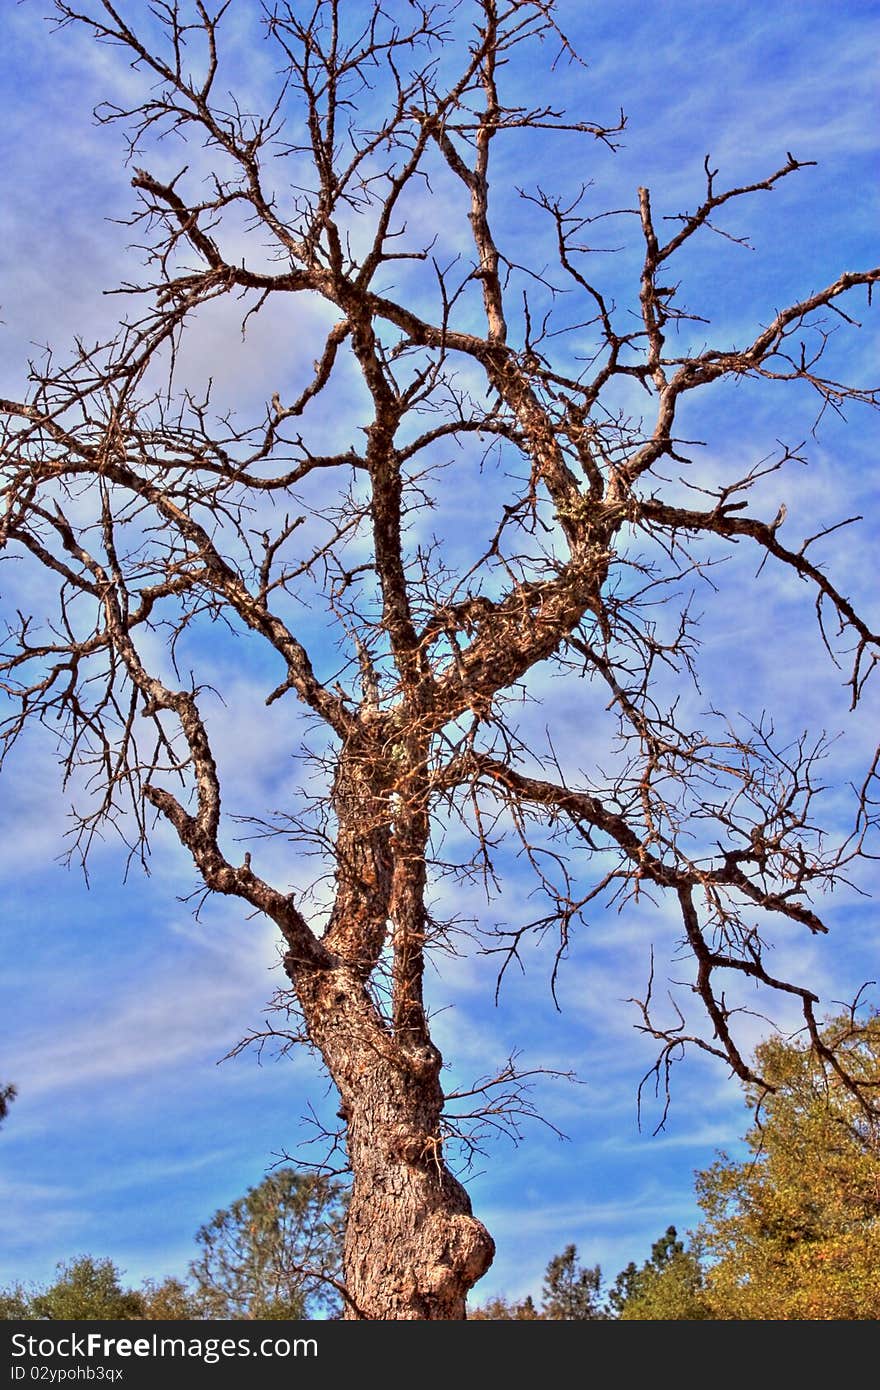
[421,1210,495,1298]
[390,1126,440,1168]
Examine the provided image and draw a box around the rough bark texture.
[290,736,494,1318]
[297,960,493,1317]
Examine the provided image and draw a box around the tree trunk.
[293,958,495,1318]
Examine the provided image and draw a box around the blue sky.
[1,0,879,1310]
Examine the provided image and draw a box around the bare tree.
[1,0,878,1318]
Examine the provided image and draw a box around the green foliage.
[0,1261,202,1321]
[138,1277,203,1320]
[609,1228,710,1320]
[0,1285,31,1319]
[0,1168,347,1321]
[28,1257,146,1321]
[470,1245,604,1320]
[608,1226,678,1317]
[541,1244,605,1319]
[0,1082,15,1128]
[470,1016,880,1322]
[468,1294,540,1320]
[190,1169,347,1320]
[695,1012,880,1320]
[12,1016,873,1324]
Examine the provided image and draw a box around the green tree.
[0,1166,348,1321]
[0,1285,31,1319]
[609,1227,709,1320]
[29,1257,145,1321]
[696,1013,880,1320]
[468,1294,540,1320]
[0,1083,15,1129]
[139,1277,203,1321]
[190,1170,347,1320]
[1,1265,198,1322]
[469,1246,604,1319]
[540,1244,604,1320]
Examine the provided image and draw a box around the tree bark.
[281,731,493,1318]
[294,959,494,1318]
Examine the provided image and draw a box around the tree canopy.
[608,1226,708,1320]
[602,1013,880,1320]
[474,1013,880,1320]
[190,1169,347,1320]
[470,1243,603,1319]
[0,1169,347,1321]
[5,1012,879,1321]
[540,1244,605,1320]
[28,1257,147,1322]
[0,1083,15,1128]
[695,1012,880,1320]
